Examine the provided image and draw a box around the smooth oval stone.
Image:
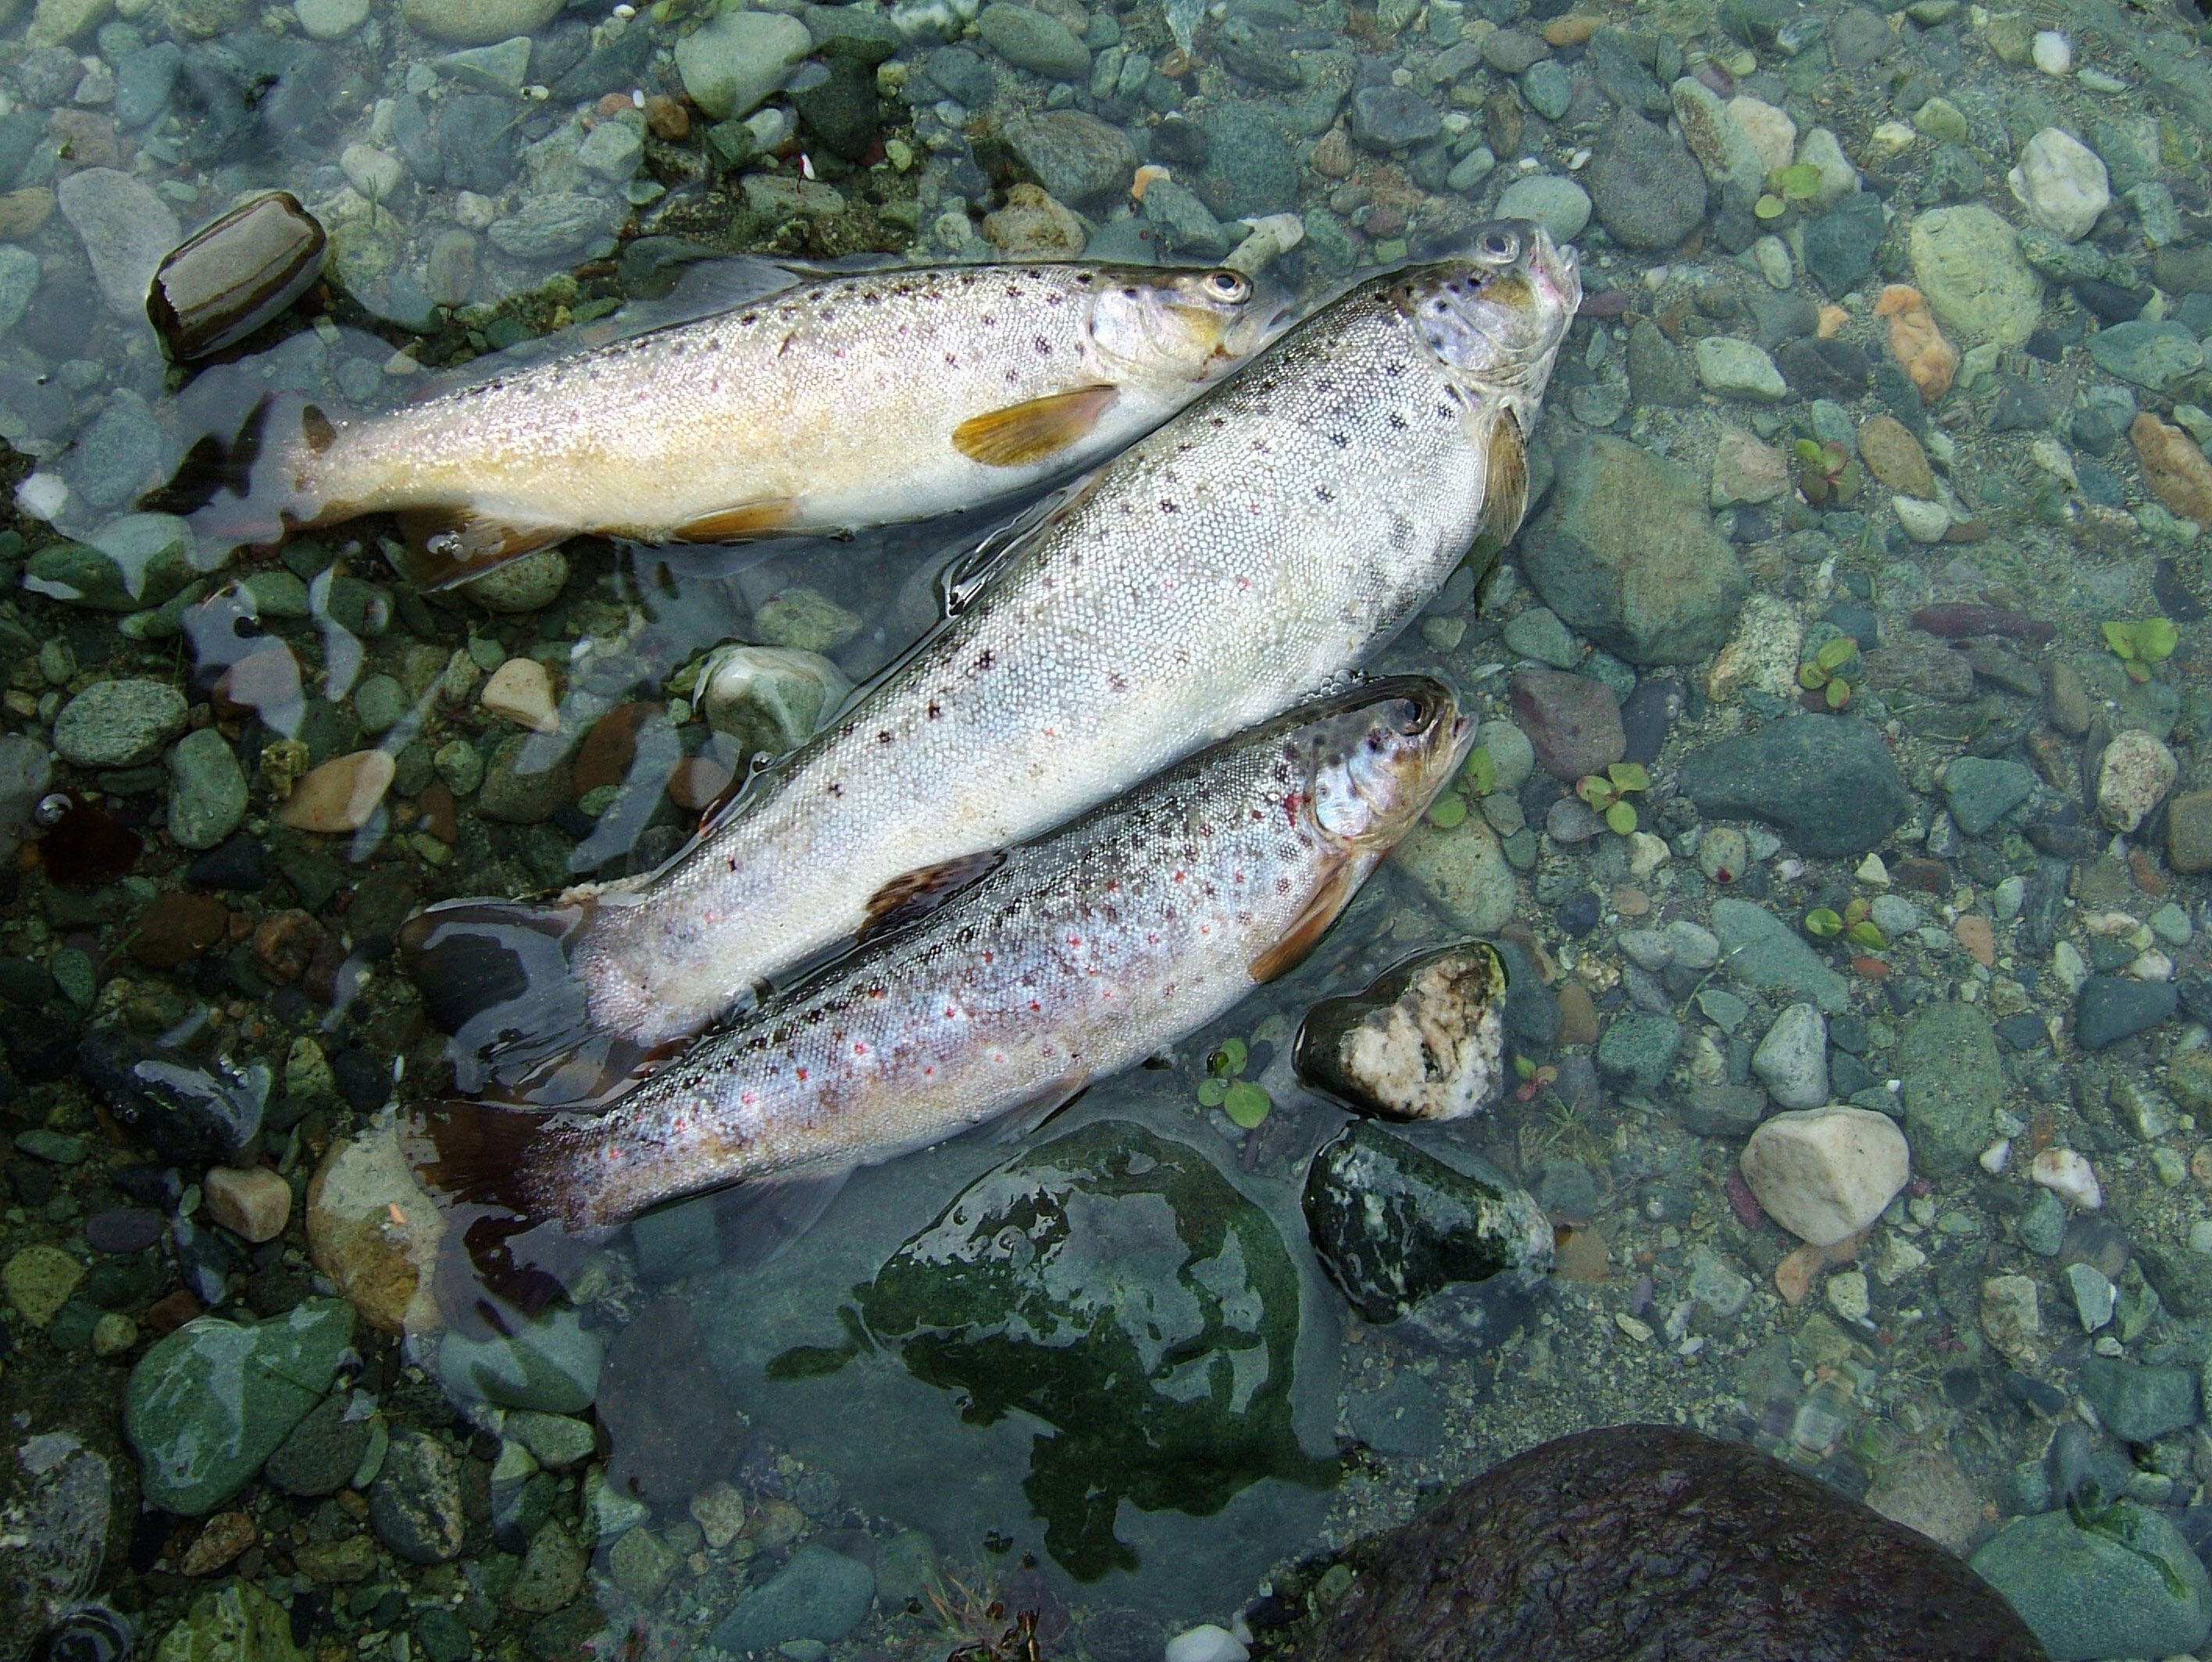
[1279,1425,2049,1659]
[148,191,327,361]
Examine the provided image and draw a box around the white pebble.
[480,658,560,734]
[1978,1138,2011,1175]
[1892,494,1951,543]
[2132,950,2176,983]
[2032,29,2072,74]
[15,472,66,521]
[2030,1147,2102,1210]
[1165,1626,1248,1662]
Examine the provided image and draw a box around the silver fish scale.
[541,704,1380,1226]
[315,266,1148,528]
[572,264,1535,1046]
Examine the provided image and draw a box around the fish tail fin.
[401,1098,611,1322]
[142,392,334,550]
[398,895,667,1106]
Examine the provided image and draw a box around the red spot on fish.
[795,1067,808,1082]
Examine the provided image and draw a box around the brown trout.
[406,678,1468,1238]
[181,261,1278,587]
[401,224,1578,1102]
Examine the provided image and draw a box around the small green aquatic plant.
[2103,616,2178,683]
[1798,634,1859,710]
[1804,897,1886,950]
[1575,761,1649,835]
[1462,744,1497,794]
[1793,437,1861,506]
[1197,1036,1271,1127]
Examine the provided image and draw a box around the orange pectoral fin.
[391,509,568,589]
[1249,858,1357,984]
[672,499,803,542]
[951,385,1121,467]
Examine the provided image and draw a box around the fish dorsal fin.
[673,499,803,543]
[952,385,1120,467]
[860,851,1006,940]
[1467,406,1529,572]
[390,509,567,589]
[1250,858,1357,984]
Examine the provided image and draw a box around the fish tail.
[140,392,330,550]
[398,895,668,1106]
[401,1098,612,1322]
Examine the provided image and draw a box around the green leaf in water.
[1803,907,1843,940]
[1605,799,1638,836]
[1196,1077,1227,1107]
[1463,744,1496,794]
[1847,920,1887,950]
[1775,162,1823,199]
[1816,635,1859,671]
[1223,1080,1272,1129]
[1208,1036,1247,1078]
[1607,761,1650,794]
[1754,193,1787,219]
[1427,792,1468,829]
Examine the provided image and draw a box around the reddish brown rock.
[2134,412,2212,530]
[1509,669,1625,781]
[1272,1425,2046,1660]
[130,892,231,968]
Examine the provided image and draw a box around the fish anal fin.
[673,499,802,543]
[1250,859,1356,984]
[861,851,1006,940]
[992,1069,1089,1143]
[709,1164,854,1269]
[952,385,1119,467]
[1467,406,1529,572]
[391,509,567,590]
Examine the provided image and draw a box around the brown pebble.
[1855,415,1935,498]
[573,702,649,797]
[0,186,55,240]
[130,892,231,968]
[302,934,350,1005]
[1552,1223,1608,1280]
[2134,412,2212,531]
[1541,11,1600,45]
[1611,885,1650,918]
[2128,847,2169,896]
[594,92,633,117]
[2192,1145,2212,1185]
[48,109,121,172]
[418,781,458,844]
[143,1286,202,1334]
[1890,857,1948,893]
[280,749,396,833]
[1954,915,1994,968]
[1555,983,1599,1047]
[180,1510,256,1577]
[1311,126,1355,179]
[252,908,330,983]
[668,754,733,813]
[204,1165,294,1243]
[644,95,690,141]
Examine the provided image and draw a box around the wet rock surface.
[1267,1425,2049,1660]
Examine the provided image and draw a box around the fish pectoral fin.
[672,499,803,542]
[1250,858,1357,984]
[951,385,1121,467]
[859,851,1008,940]
[709,1164,854,1270]
[992,1068,1090,1143]
[1466,406,1529,576]
[391,509,568,590]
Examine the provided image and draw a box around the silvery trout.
[401,223,1578,1102]
[177,262,1279,587]
[406,679,1468,1242]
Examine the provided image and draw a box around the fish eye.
[1478,230,1519,262]
[1204,269,1251,302]
[34,792,70,826]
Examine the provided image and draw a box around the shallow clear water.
[7,0,2212,1657]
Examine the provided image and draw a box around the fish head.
[1083,266,1289,385]
[1400,221,1582,410]
[1304,677,1472,854]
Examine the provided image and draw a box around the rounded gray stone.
[55,678,187,768]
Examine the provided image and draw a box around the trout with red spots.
[406,680,1468,1234]
[400,225,1577,1104]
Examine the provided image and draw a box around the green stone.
[125,1300,356,1514]
[753,587,863,654]
[1896,1003,2000,1176]
[152,1579,303,1662]
[1597,1012,1683,1092]
[1971,1503,2212,1660]
[2078,1356,2201,1442]
[23,515,197,612]
[1908,205,2043,348]
[840,1120,1330,1581]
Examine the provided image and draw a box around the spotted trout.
[172,261,1278,587]
[406,679,1468,1246]
[401,224,1578,1102]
